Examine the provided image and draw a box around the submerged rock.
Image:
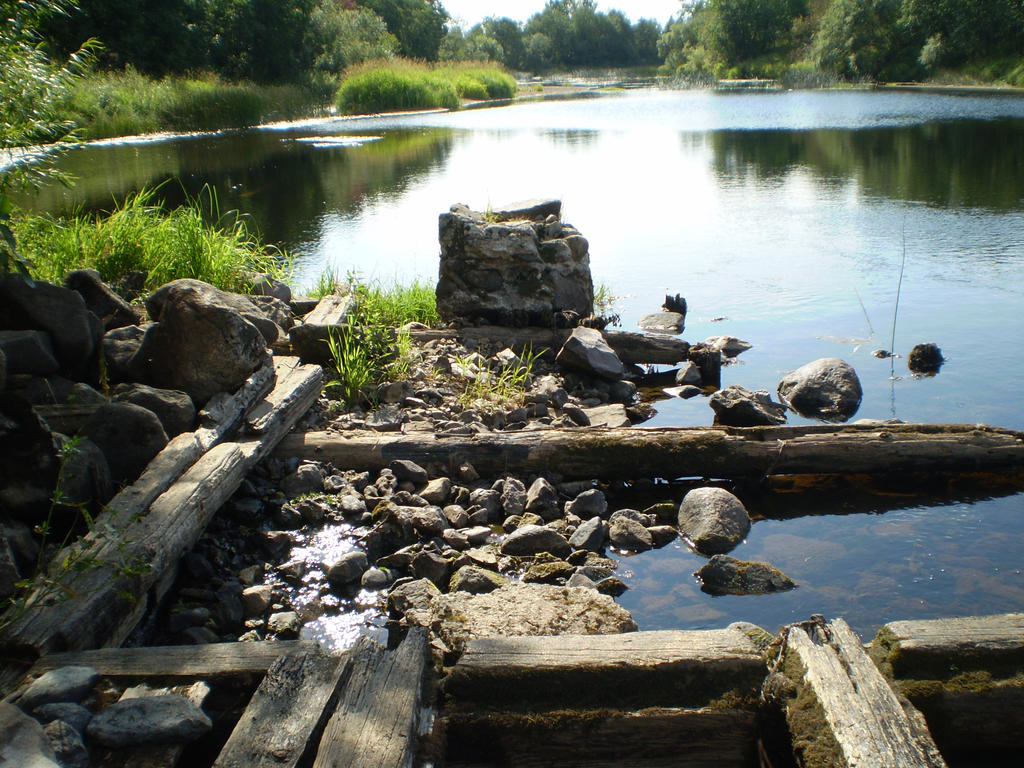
[908,343,944,374]
[695,555,796,595]
[777,357,862,422]
[677,487,751,555]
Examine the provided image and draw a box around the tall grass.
[62,69,335,139]
[457,346,540,408]
[336,59,516,115]
[16,185,289,292]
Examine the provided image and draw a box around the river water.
[20,89,1024,639]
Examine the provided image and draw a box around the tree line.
[659,0,1024,82]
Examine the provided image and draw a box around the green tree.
[356,0,448,60]
[901,0,1024,68]
[481,17,526,69]
[657,1,715,75]
[633,18,664,65]
[439,27,502,61]
[206,0,316,81]
[812,0,905,79]
[705,0,808,63]
[305,1,398,73]
[524,1,575,67]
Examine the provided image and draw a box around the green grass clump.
[336,59,516,115]
[457,346,540,408]
[62,69,333,139]
[15,185,289,293]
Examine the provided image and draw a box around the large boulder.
[80,402,168,486]
[0,396,61,521]
[677,487,751,555]
[0,278,100,378]
[556,327,624,380]
[85,695,212,747]
[778,357,862,422]
[709,385,787,427]
[0,702,60,768]
[63,269,139,331]
[431,581,636,651]
[436,202,594,326]
[0,331,59,376]
[101,324,149,384]
[134,280,269,405]
[146,279,279,344]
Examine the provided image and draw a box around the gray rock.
[524,477,560,521]
[449,565,507,594]
[32,703,92,735]
[366,405,404,431]
[135,280,269,405]
[80,402,168,485]
[581,404,631,428]
[282,463,324,499]
[535,375,568,407]
[608,379,638,404]
[410,506,451,538]
[648,525,680,548]
[0,278,99,378]
[64,269,138,331]
[704,335,752,357]
[20,667,100,711]
[468,489,502,521]
[675,361,702,386]
[568,516,607,552]
[339,493,367,517]
[386,578,441,619]
[361,567,390,590]
[167,606,211,634]
[566,571,598,590]
[556,327,624,380]
[411,550,450,588]
[638,311,685,334]
[908,343,944,375]
[709,385,787,427]
[437,202,593,325]
[566,489,607,519]
[443,504,470,528]
[608,518,653,552]
[500,524,571,558]
[0,330,59,375]
[249,272,292,303]
[677,487,751,555]
[326,551,369,586]
[420,477,452,505]
[695,555,796,595]
[240,585,273,618]
[0,702,60,768]
[500,477,527,516]
[181,626,220,645]
[609,508,654,527]
[44,719,89,768]
[390,459,428,486]
[85,695,212,747]
[777,357,862,422]
[432,581,636,651]
[54,436,112,512]
[248,294,293,331]
[463,526,492,545]
[101,324,148,383]
[111,383,196,437]
[267,611,301,637]
[489,199,562,222]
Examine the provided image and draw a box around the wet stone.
[33,703,93,735]
[608,518,653,552]
[20,667,100,711]
[267,611,301,637]
[86,695,212,748]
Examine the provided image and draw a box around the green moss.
[780,654,846,768]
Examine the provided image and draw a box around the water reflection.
[710,120,1024,209]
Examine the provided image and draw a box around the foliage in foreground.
[335,59,516,114]
[324,275,439,406]
[15,186,289,293]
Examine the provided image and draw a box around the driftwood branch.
[275,423,1024,481]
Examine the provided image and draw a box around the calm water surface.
[22,89,1024,641]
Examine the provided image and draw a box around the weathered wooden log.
[780,618,947,768]
[289,293,355,361]
[313,628,430,768]
[215,648,352,768]
[0,359,322,681]
[275,423,1024,481]
[30,640,315,679]
[409,326,691,365]
[871,613,1024,752]
[443,707,758,768]
[32,402,101,435]
[443,627,766,712]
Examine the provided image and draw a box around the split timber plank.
[289,294,356,361]
[443,707,757,768]
[0,359,322,671]
[443,628,765,712]
[30,641,316,679]
[408,326,692,365]
[214,648,352,768]
[871,613,1024,751]
[275,423,1024,481]
[313,627,430,768]
[783,618,947,768]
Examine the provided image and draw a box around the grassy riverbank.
[15,186,289,292]
[335,60,516,115]
[61,70,335,140]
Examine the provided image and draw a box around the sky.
[440,1,682,28]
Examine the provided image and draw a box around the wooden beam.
[214,648,352,768]
[275,423,1024,482]
[289,294,355,362]
[30,641,316,679]
[871,613,1024,752]
[0,359,322,670]
[313,628,430,768]
[443,628,765,712]
[782,618,947,768]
